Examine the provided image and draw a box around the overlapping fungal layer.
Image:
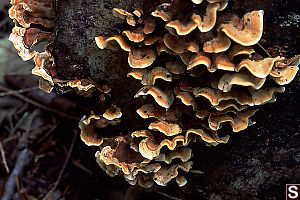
[8,0,57,93]
[8,0,106,95]
[89,0,299,187]
[79,105,122,146]
[9,0,54,60]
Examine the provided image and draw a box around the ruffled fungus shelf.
[8,0,299,188]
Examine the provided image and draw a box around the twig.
[0,85,80,121]
[1,149,34,200]
[157,191,182,200]
[0,141,9,173]
[0,17,10,28]
[2,135,17,144]
[190,170,205,174]
[3,125,11,133]
[9,111,29,135]
[15,177,21,198]
[0,86,39,97]
[72,160,93,175]
[30,125,58,149]
[257,42,272,57]
[41,130,78,200]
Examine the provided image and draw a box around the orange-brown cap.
[218,72,266,92]
[236,56,284,78]
[151,3,172,21]
[128,47,156,68]
[166,60,186,74]
[9,26,36,61]
[142,67,172,85]
[163,33,186,54]
[187,52,211,70]
[191,0,203,4]
[153,161,192,186]
[221,10,264,46]
[166,20,198,35]
[113,8,136,26]
[103,105,122,120]
[228,44,255,61]
[144,35,161,46]
[191,3,220,32]
[79,116,103,146]
[148,121,182,136]
[208,109,258,132]
[176,92,198,110]
[32,52,54,85]
[211,53,235,72]
[122,30,145,43]
[143,19,156,34]
[203,32,231,53]
[251,87,285,105]
[9,1,54,29]
[134,86,174,109]
[95,35,131,52]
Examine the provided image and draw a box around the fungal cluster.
[91,0,299,187]
[8,0,58,92]
[9,0,53,59]
[8,0,299,188]
[8,0,104,95]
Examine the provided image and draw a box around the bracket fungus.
[221,10,264,46]
[9,0,54,60]
[8,0,299,188]
[95,36,132,52]
[134,86,174,109]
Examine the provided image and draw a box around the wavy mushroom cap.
[128,47,157,68]
[103,105,122,120]
[191,3,220,32]
[221,10,264,46]
[203,32,231,53]
[95,36,131,51]
[134,86,174,109]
